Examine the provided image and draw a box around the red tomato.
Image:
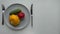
[17,12,25,19]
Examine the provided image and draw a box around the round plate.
[4,3,30,30]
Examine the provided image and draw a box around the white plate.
[4,3,30,30]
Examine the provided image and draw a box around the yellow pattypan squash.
[9,14,20,26]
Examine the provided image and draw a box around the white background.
[0,0,60,34]
[33,0,60,34]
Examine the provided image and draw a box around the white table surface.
[33,0,60,34]
[0,0,60,34]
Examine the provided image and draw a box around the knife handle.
[31,15,33,27]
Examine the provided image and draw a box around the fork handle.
[2,11,4,25]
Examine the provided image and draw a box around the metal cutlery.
[31,4,33,27]
[1,4,5,25]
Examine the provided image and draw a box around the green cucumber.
[10,9,21,15]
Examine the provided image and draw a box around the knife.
[31,4,33,27]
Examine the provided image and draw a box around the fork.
[1,4,5,25]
